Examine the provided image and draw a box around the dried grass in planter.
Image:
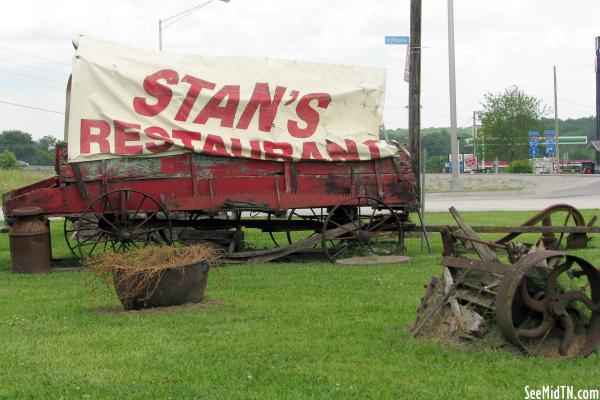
[87,245,216,309]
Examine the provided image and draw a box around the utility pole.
[596,37,600,170]
[472,111,477,170]
[409,0,422,198]
[448,0,460,189]
[554,65,560,173]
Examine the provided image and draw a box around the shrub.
[0,149,19,170]
[506,159,533,173]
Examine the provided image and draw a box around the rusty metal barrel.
[8,207,51,274]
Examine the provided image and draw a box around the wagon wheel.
[76,189,172,259]
[322,197,403,263]
[496,250,600,358]
[286,208,326,246]
[64,215,100,259]
[495,204,589,249]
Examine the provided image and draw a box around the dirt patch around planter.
[90,297,228,315]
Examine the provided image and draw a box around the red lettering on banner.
[174,75,216,122]
[80,119,110,154]
[144,126,173,153]
[288,93,332,139]
[133,69,178,116]
[193,85,240,127]
[172,129,201,150]
[236,83,286,132]
[250,140,262,160]
[230,138,242,158]
[114,120,143,154]
[326,139,359,161]
[202,134,230,157]
[264,141,293,161]
[300,141,324,160]
[362,140,381,159]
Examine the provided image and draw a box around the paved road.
[425,176,600,211]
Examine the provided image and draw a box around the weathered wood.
[444,267,465,331]
[449,207,499,262]
[250,221,357,264]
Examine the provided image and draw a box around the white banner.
[67,37,397,163]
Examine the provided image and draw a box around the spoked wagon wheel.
[496,204,589,249]
[286,208,326,246]
[76,189,173,258]
[64,215,100,258]
[267,208,326,248]
[496,250,600,358]
[321,196,403,263]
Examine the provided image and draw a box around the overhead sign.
[385,36,410,45]
[67,37,396,163]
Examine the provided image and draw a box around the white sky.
[0,0,598,140]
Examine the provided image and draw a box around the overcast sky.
[1,0,599,140]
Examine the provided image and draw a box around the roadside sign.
[385,36,410,45]
[529,131,540,137]
[544,129,555,137]
[529,148,540,157]
[558,136,588,145]
[529,139,539,147]
[546,146,555,155]
[545,137,555,145]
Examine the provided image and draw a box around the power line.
[0,99,64,115]
[0,58,67,76]
[0,45,70,67]
[0,68,67,84]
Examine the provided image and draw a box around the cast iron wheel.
[321,196,403,263]
[76,189,172,258]
[496,250,600,358]
[495,204,589,249]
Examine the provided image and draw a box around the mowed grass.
[1,210,600,399]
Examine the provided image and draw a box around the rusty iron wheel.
[495,204,589,250]
[76,189,173,259]
[321,196,403,263]
[496,250,600,358]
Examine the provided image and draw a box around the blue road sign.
[529,131,540,137]
[544,129,555,137]
[529,148,540,157]
[385,36,410,45]
[546,146,555,155]
[529,140,539,147]
[545,138,555,145]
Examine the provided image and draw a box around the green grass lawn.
[1,210,600,399]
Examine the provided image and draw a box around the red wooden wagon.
[3,142,418,262]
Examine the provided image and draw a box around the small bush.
[0,149,19,170]
[506,159,533,173]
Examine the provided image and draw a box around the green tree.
[0,149,19,170]
[0,130,36,164]
[478,86,546,162]
[425,155,447,173]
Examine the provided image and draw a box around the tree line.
[0,130,60,167]
[384,86,597,173]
